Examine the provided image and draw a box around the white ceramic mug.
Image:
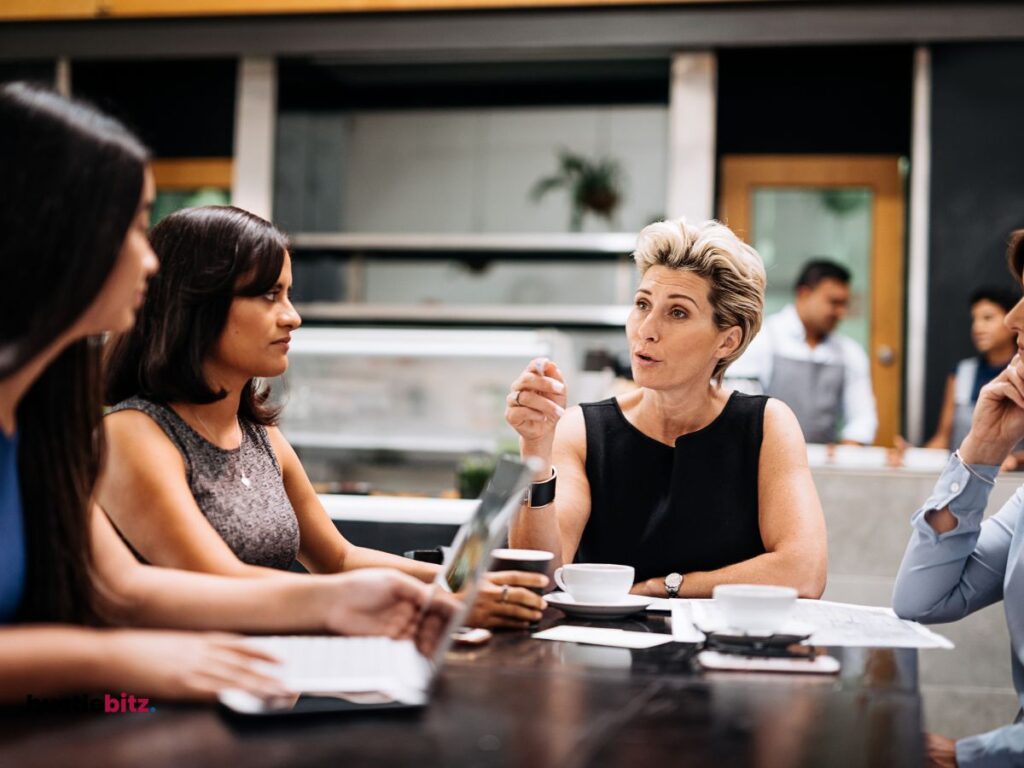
[553,563,634,603]
[712,584,798,633]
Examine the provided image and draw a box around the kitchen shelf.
[286,326,574,357]
[319,494,475,525]
[286,431,498,455]
[294,302,630,328]
[290,231,638,256]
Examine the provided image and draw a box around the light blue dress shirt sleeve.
[893,452,1024,767]
[957,724,1024,767]
[892,453,1007,622]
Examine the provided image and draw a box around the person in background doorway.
[726,259,877,445]
[924,286,1024,470]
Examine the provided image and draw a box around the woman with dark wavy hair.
[0,83,452,704]
[100,205,546,630]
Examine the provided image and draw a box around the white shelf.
[290,231,638,255]
[319,494,475,525]
[285,430,498,455]
[294,302,630,328]
[287,326,576,357]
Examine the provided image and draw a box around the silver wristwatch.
[664,572,683,599]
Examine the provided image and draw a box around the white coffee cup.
[553,563,634,603]
[712,584,798,633]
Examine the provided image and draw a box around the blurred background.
[5,0,1024,739]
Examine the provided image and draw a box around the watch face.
[666,573,683,589]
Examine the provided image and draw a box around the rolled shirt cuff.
[910,453,1000,542]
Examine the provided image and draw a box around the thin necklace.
[189,406,251,489]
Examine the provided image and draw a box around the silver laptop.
[219,455,537,715]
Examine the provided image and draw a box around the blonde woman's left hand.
[467,571,548,630]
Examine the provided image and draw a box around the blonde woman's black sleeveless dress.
[577,391,768,582]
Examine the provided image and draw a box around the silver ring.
[514,390,523,407]
[500,585,510,603]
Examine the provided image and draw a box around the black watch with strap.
[525,467,557,508]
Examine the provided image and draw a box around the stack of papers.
[656,599,953,649]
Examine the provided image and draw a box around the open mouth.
[634,352,661,364]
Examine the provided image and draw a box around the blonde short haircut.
[632,218,766,384]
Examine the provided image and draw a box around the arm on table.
[90,507,453,640]
[267,426,437,582]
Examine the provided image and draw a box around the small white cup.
[553,563,634,603]
[713,584,798,633]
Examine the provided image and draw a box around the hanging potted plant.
[531,149,623,231]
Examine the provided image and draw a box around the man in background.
[727,259,877,445]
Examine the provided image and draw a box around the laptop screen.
[428,455,538,666]
[442,455,536,594]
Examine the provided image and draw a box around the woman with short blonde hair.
[506,217,827,599]
[632,219,766,383]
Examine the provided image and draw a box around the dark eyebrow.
[668,293,698,306]
[635,288,698,307]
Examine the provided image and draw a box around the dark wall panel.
[717,46,913,156]
[71,59,237,157]
[0,61,56,88]
[925,44,1024,436]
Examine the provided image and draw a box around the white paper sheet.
[531,625,675,649]
[665,599,953,649]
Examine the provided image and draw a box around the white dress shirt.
[726,304,878,444]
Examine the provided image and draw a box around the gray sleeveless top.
[109,396,300,571]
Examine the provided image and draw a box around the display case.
[275,326,578,494]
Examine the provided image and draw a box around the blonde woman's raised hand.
[505,358,567,451]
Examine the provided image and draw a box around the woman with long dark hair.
[100,205,546,630]
[0,82,451,704]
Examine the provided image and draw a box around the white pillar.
[55,57,71,97]
[232,57,277,220]
[906,46,932,444]
[666,52,716,223]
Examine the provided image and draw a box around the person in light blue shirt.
[894,230,1024,768]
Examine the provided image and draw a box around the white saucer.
[698,621,815,639]
[546,592,652,619]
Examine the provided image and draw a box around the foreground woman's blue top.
[893,453,1024,766]
[0,429,26,623]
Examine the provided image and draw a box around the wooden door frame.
[718,154,906,447]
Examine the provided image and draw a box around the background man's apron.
[767,355,845,444]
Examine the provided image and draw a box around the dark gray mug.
[488,548,555,595]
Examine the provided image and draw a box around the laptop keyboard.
[244,636,431,694]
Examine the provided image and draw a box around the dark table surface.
[0,609,923,768]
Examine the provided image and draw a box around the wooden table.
[0,610,923,768]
